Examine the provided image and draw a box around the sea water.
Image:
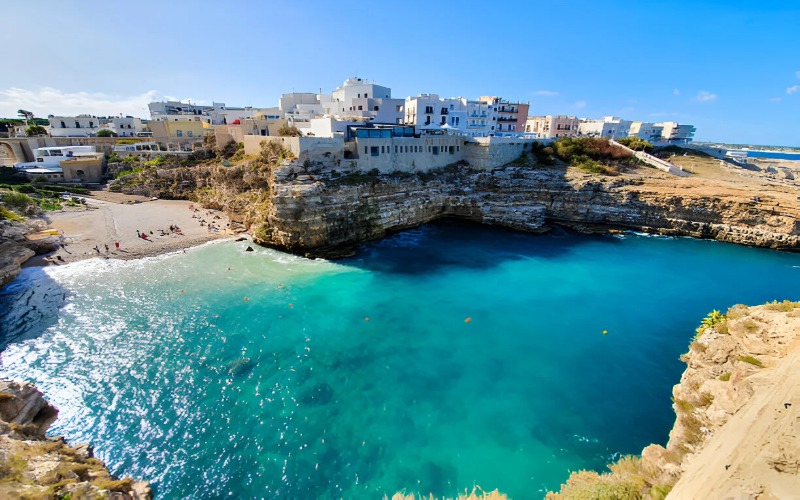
[1,221,799,498]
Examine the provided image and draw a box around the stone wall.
[462,138,532,170]
[354,135,465,173]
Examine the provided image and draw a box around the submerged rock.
[227,357,254,376]
[299,382,334,406]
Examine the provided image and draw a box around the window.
[370,146,379,156]
[358,93,361,98]
[364,93,368,98]
[374,106,379,111]
[432,146,439,155]
[188,131,194,137]
[177,130,183,137]
[60,121,66,128]
[358,105,363,110]
[75,121,81,128]
[395,146,398,153]
[365,146,368,154]
[425,106,434,114]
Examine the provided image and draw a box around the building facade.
[48,115,102,137]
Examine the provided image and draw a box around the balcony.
[497,116,516,122]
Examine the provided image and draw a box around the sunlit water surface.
[1,221,798,498]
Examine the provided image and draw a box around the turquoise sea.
[1,221,799,498]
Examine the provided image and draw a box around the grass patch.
[0,205,23,221]
[763,300,800,312]
[741,318,759,333]
[737,355,764,368]
[672,397,694,414]
[697,392,714,408]
[719,372,731,381]
[726,304,749,320]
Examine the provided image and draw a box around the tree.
[96,129,117,137]
[25,125,48,137]
[277,125,302,137]
[17,109,34,126]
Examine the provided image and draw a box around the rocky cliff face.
[261,164,799,256]
[0,380,151,499]
[547,301,800,498]
[0,220,57,288]
[107,146,799,257]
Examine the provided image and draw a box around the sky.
[2,0,799,146]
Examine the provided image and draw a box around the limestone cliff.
[0,221,57,287]
[547,301,800,499]
[107,144,799,257]
[261,163,799,257]
[0,380,151,499]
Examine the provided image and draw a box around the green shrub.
[763,300,800,312]
[2,191,35,212]
[616,136,653,153]
[719,372,731,381]
[737,355,764,368]
[695,309,726,338]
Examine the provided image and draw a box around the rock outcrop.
[547,301,800,499]
[0,220,57,287]
[0,380,151,499]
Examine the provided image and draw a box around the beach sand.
[25,191,239,267]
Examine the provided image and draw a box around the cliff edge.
[547,301,800,499]
[0,380,151,499]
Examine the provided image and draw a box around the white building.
[48,115,102,137]
[657,121,695,144]
[105,117,144,137]
[405,94,468,134]
[579,116,632,139]
[628,121,664,143]
[324,78,404,124]
[463,100,499,137]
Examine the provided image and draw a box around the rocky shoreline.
[0,380,151,499]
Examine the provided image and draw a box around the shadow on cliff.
[343,218,621,275]
[0,267,67,352]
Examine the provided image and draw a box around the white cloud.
[573,100,587,109]
[535,90,559,96]
[769,97,782,102]
[0,87,159,119]
[673,88,680,96]
[787,85,800,94]
[696,90,717,102]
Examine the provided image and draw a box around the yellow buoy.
[602,330,608,335]
[465,317,472,323]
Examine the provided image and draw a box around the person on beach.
[104,244,109,252]
[114,241,120,249]
[137,230,141,237]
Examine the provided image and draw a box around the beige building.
[525,115,579,138]
[60,154,104,183]
[213,118,287,146]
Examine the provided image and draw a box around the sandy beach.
[25,191,239,267]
